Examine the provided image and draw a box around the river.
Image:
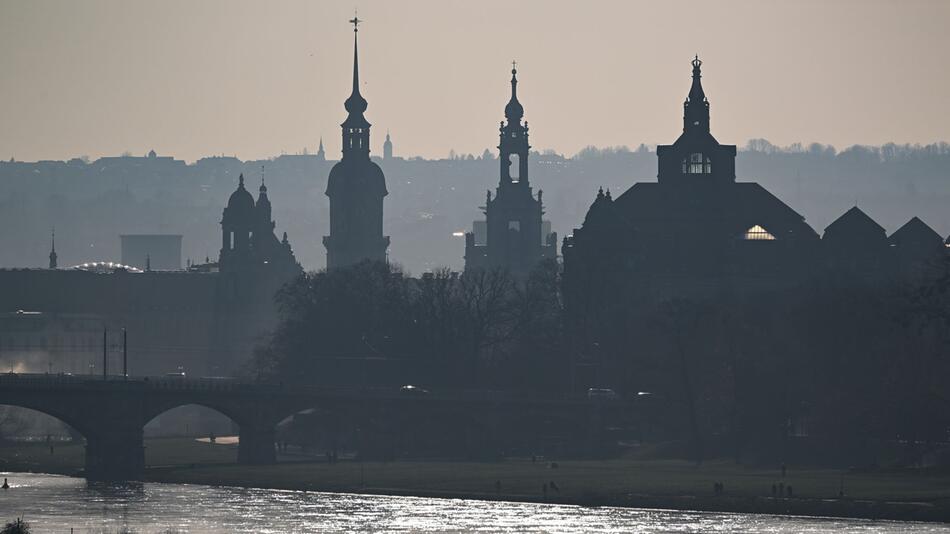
[1,472,948,533]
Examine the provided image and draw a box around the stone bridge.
[0,373,630,480]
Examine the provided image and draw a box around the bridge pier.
[238,424,276,464]
[84,426,145,480]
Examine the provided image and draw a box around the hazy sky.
[1,0,948,162]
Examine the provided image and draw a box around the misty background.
[1,0,949,272]
[1,141,949,273]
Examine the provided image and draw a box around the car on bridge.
[400,384,429,396]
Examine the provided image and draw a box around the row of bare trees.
[254,260,565,392]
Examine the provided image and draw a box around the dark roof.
[611,181,818,240]
[888,216,943,247]
[326,158,388,198]
[823,206,886,242]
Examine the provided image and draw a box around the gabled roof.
[822,206,886,243]
[888,216,943,247]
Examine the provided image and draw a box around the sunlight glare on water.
[1,472,949,533]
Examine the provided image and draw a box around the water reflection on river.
[1,472,948,533]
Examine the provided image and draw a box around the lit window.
[744,225,776,241]
[683,153,711,174]
[508,221,521,231]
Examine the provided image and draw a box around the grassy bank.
[2,438,950,522]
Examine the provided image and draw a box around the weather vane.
[512,60,517,71]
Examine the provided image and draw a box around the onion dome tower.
[464,62,556,275]
[323,17,389,269]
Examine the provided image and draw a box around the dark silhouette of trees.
[254,251,950,467]
[256,260,567,392]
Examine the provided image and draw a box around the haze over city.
[2,0,949,162]
[4,1,950,532]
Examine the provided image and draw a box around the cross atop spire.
[260,164,266,191]
[350,12,362,32]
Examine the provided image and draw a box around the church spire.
[684,55,710,133]
[341,15,370,159]
[343,16,368,119]
[48,227,57,269]
[504,61,524,123]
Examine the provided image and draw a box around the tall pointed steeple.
[48,228,57,269]
[316,136,326,160]
[684,55,710,133]
[324,15,390,269]
[256,165,271,225]
[341,16,371,159]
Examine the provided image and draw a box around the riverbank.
[2,438,949,523]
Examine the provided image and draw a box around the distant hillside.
[1,141,948,274]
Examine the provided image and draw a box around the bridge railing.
[0,373,630,408]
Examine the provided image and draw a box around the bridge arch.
[142,396,281,465]
[0,401,93,440]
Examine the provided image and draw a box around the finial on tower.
[504,60,524,121]
[692,54,702,69]
[238,173,245,187]
[350,10,362,32]
[260,165,266,191]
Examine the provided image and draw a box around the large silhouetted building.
[561,56,946,393]
[563,57,947,304]
[563,57,822,303]
[0,175,301,377]
[464,65,556,275]
[323,20,389,269]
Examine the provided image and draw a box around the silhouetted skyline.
[1,0,948,162]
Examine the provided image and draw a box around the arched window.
[744,225,776,241]
[682,153,712,174]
